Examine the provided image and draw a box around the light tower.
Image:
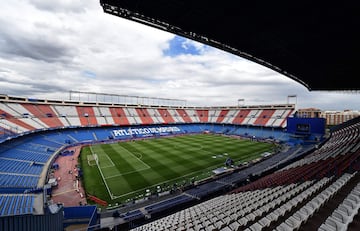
[287,95,297,108]
[238,99,245,107]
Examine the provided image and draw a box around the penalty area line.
[119,145,151,169]
[104,166,151,179]
[89,145,115,200]
[100,154,116,169]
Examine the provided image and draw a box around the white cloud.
[0,0,358,111]
[28,0,92,13]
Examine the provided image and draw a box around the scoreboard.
[287,117,326,136]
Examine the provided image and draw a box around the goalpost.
[87,151,98,166]
[87,145,115,200]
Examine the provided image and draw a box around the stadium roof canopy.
[100,1,360,91]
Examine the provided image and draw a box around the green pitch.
[79,134,275,204]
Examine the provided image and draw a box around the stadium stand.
[76,106,99,126]
[0,94,360,230]
[0,109,35,133]
[0,98,293,134]
[1,97,288,223]
[187,109,201,123]
[0,95,359,231]
[232,109,251,125]
[0,194,35,216]
[157,108,175,124]
[109,107,131,126]
[21,103,64,128]
[135,108,154,125]
[253,109,275,126]
[176,109,193,123]
[97,106,114,125]
[215,109,229,124]
[145,108,161,124]
[0,1,358,230]
[108,116,359,230]
[196,109,209,123]
[126,107,141,124]
[54,105,82,126]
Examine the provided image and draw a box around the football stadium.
[1,1,360,231]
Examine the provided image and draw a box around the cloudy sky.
[0,1,358,111]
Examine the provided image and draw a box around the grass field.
[79,134,275,204]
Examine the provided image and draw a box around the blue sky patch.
[82,70,97,78]
[163,36,203,57]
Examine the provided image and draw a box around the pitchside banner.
[112,126,181,137]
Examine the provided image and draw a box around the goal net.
[87,153,98,166]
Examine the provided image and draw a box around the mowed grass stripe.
[81,134,275,203]
[119,142,181,181]
[133,140,206,173]
[134,136,245,172]
[170,135,248,152]
[153,137,222,166]
[195,135,257,148]
[101,144,151,191]
[168,135,273,163]
[100,144,136,174]
[163,135,234,157]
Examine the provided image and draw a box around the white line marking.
[104,166,150,179]
[89,145,115,199]
[118,145,151,169]
[110,160,227,199]
[101,154,115,168]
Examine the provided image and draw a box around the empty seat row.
[131,178,325,231]
[0,194,34,216]
[0,149,51,163]
[242,177,331,231]
[273,172,355,231]
[318,178,360,231]
[0,159,43,175]
[0,174,39,188]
